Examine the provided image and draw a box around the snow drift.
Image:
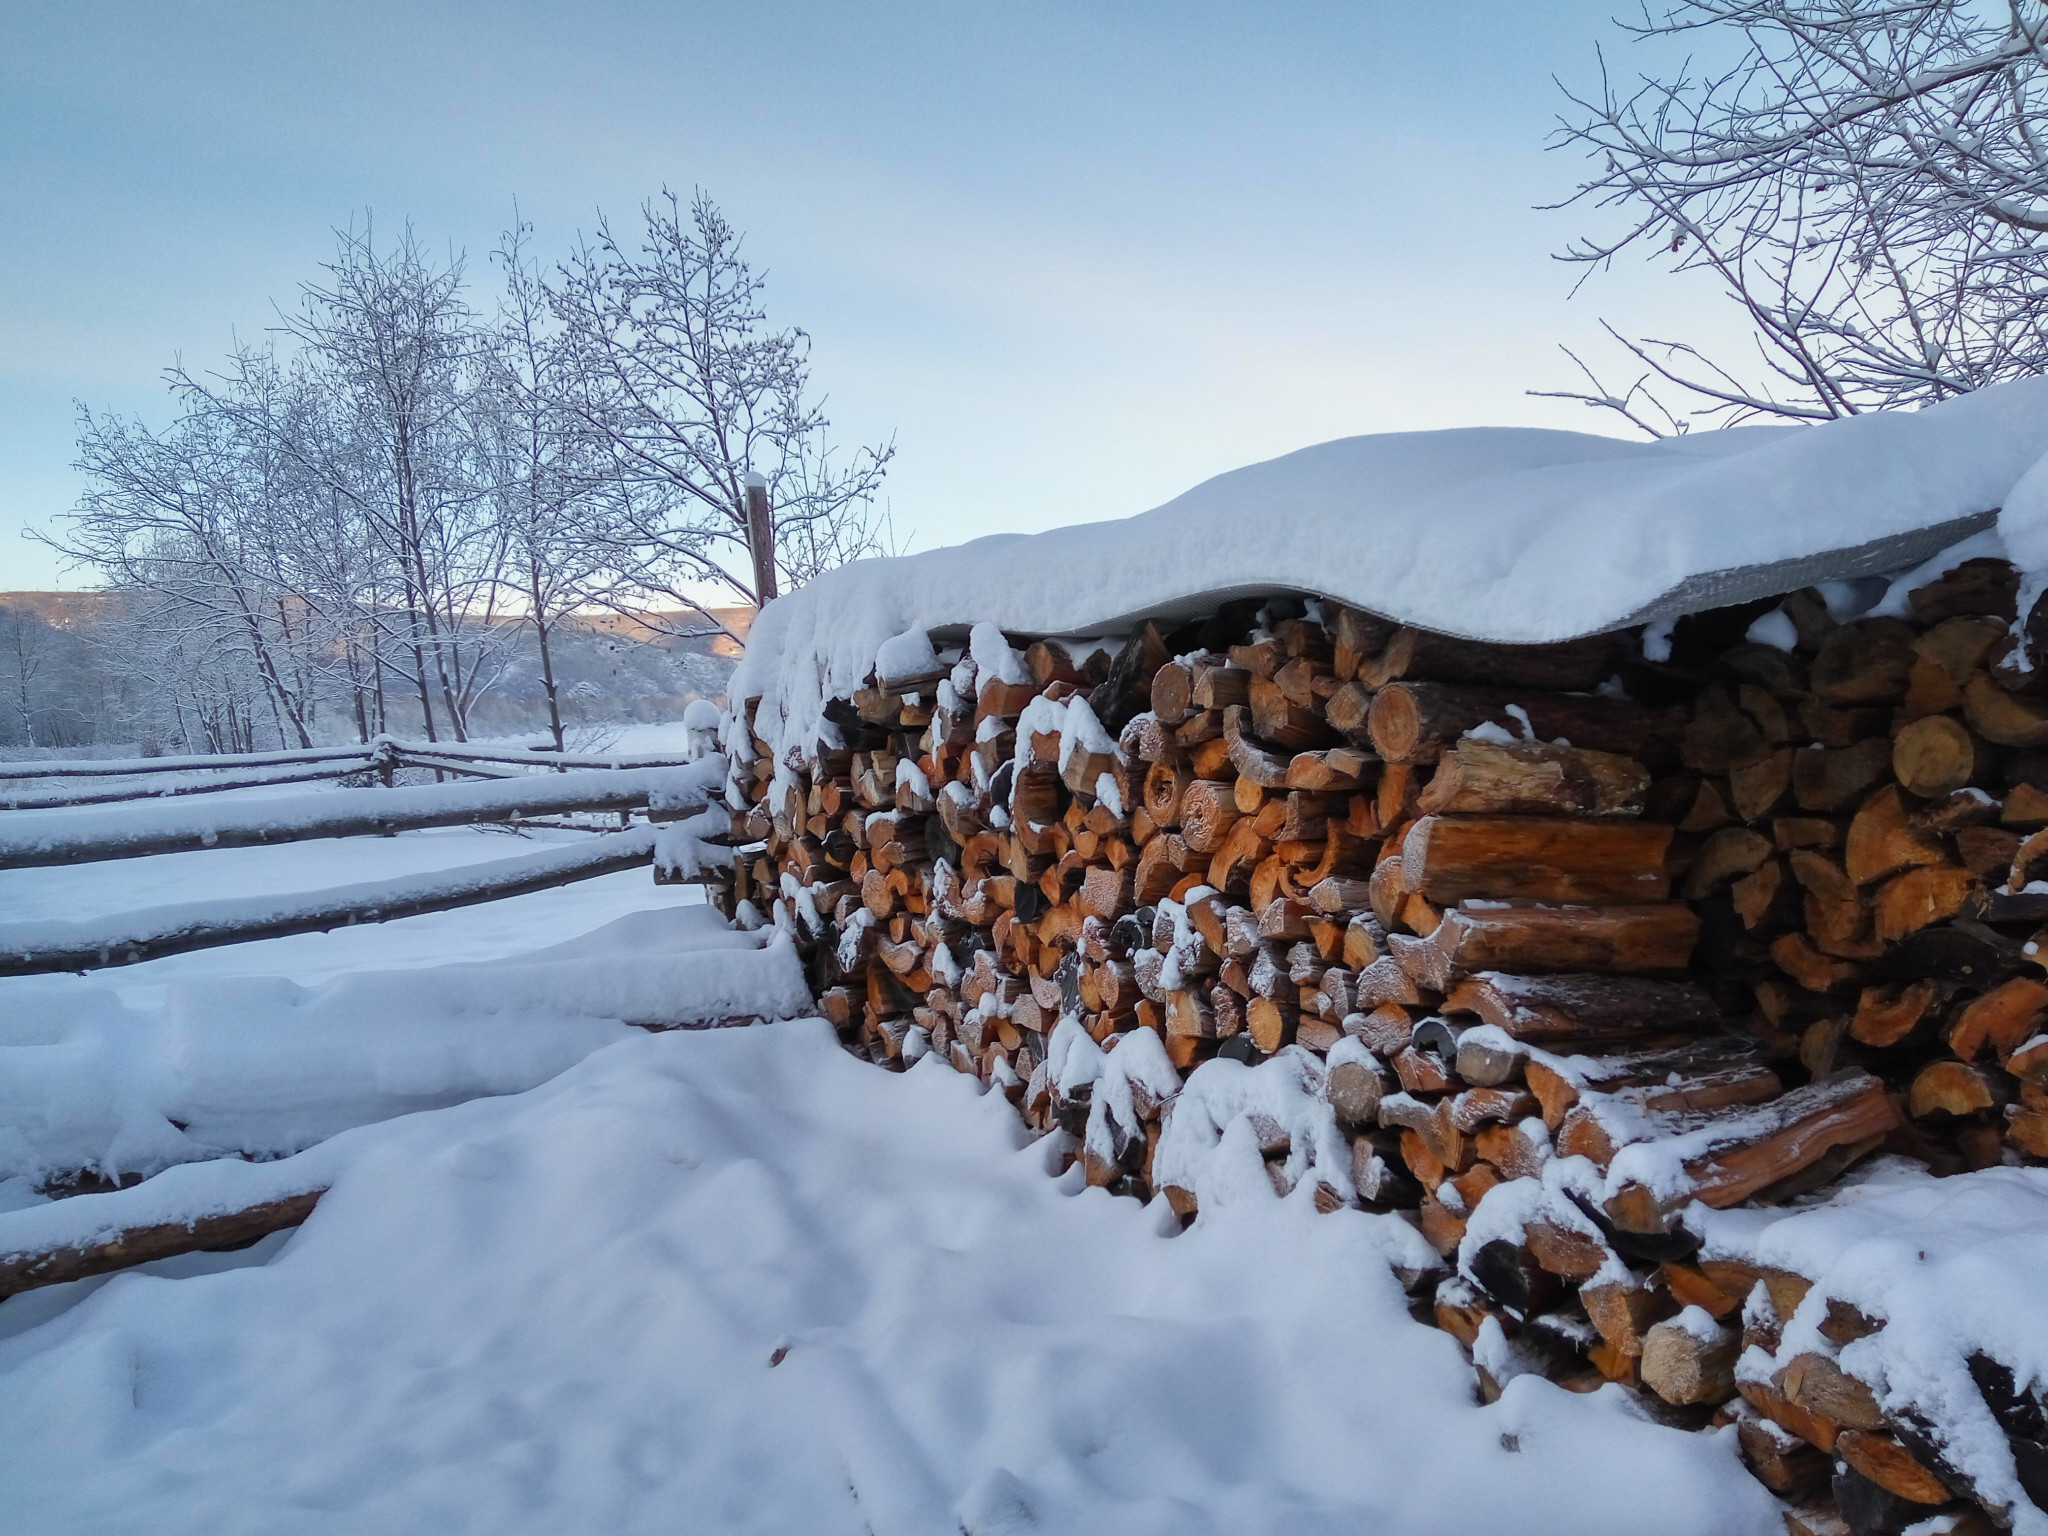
[0,906,808,1191]
[0,1022,1778,1536]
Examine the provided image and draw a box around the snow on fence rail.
[0,824,722,975]
[0,743,379,780]
[0,738,705,810]
[1,759,383,812]
[0,738,702,781]
[0,760,726,869]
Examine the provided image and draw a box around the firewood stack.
[713,557,2048,1536]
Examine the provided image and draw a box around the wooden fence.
[0,738,729,975]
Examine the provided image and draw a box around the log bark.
[1413,739,1649,819]
[1366,682,1658,766]
[1603,1072,1899,1233]
[1389,902,1699,991]
[1401,816,1673,905]
[1444,972,1720,1046]
[1358,627,1613,692]
[1523,1039,1775,1128]
[1834,1431,1954,1507]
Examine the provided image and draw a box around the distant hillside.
[0,591,754,753]
[0,590,129,630]
[569,605,754,658]
[0,592,754,652]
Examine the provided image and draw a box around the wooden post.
[744,472,778,603]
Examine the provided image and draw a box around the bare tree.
[478,220,623,749]
[0,606,56,748]
[1549,1,2048,431]
[546,189,893,633]
[248,220,509,740]
[64,369,327,748]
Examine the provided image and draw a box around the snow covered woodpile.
[712,387,2048,1536]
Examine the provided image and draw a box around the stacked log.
[713,560,2048,1536]
[1660,560,2048,1181]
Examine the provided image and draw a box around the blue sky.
[0,0,1744,590]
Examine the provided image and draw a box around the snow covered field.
[0,805,1780,1534]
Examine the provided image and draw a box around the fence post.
[743,472,778,604]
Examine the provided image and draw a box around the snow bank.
[0,907,808,1185]
[0,1022,1778,1536]
[734,380,2048,758]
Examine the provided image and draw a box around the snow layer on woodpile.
[0,1021,1778,1536]
[735,378,2048,759]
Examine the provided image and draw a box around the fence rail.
[0,737,704,801]
[0,761,725,869]
[0,744,377,782]
[0,760,386,812]
[0,744,732,971]
[0,826,686,976]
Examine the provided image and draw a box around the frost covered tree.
[476,221,624,749]
[55,197,855,751]
[255,222,512,742]
[67,365,331,748]
[1551,0,2048,431]
[546,189,893,633]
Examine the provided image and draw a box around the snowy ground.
[0,799,1779,1535]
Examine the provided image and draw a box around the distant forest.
[0,592,740,755]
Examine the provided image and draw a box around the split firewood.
[1603,1071,1899,1233]
[724,564,2048,1536]
[1327,1052,1388,1127]
[1413,738,1648,819]
[1366,682,1658,766]
[1965,672,2048,748]
[1848,980,1939,1047]
[1539,1049,1781,1144]
[1736,1408,1833,1497]
[1521,1217,1610,1282]
[1794,739,1895,813]
[1908,1060,2004,1120]
[1682,826,1776,900]
[1358,628,1614,693]
[1844,785,1950,887]
[1729,749,1795,821]
[1400,816,1674,905]
[1892,715,1978,798]
[1444,972,1720,1047]
[1388,902,1700,991]
[1641,1312,1740,1405]
[1948,976,2048,1060]
[1873,864,1977,939]
[1809,619,1917,705]
[1777,1352,1887,1433]
[1834,1430,1956,1508]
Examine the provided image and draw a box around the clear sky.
[0,0,1746,590]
